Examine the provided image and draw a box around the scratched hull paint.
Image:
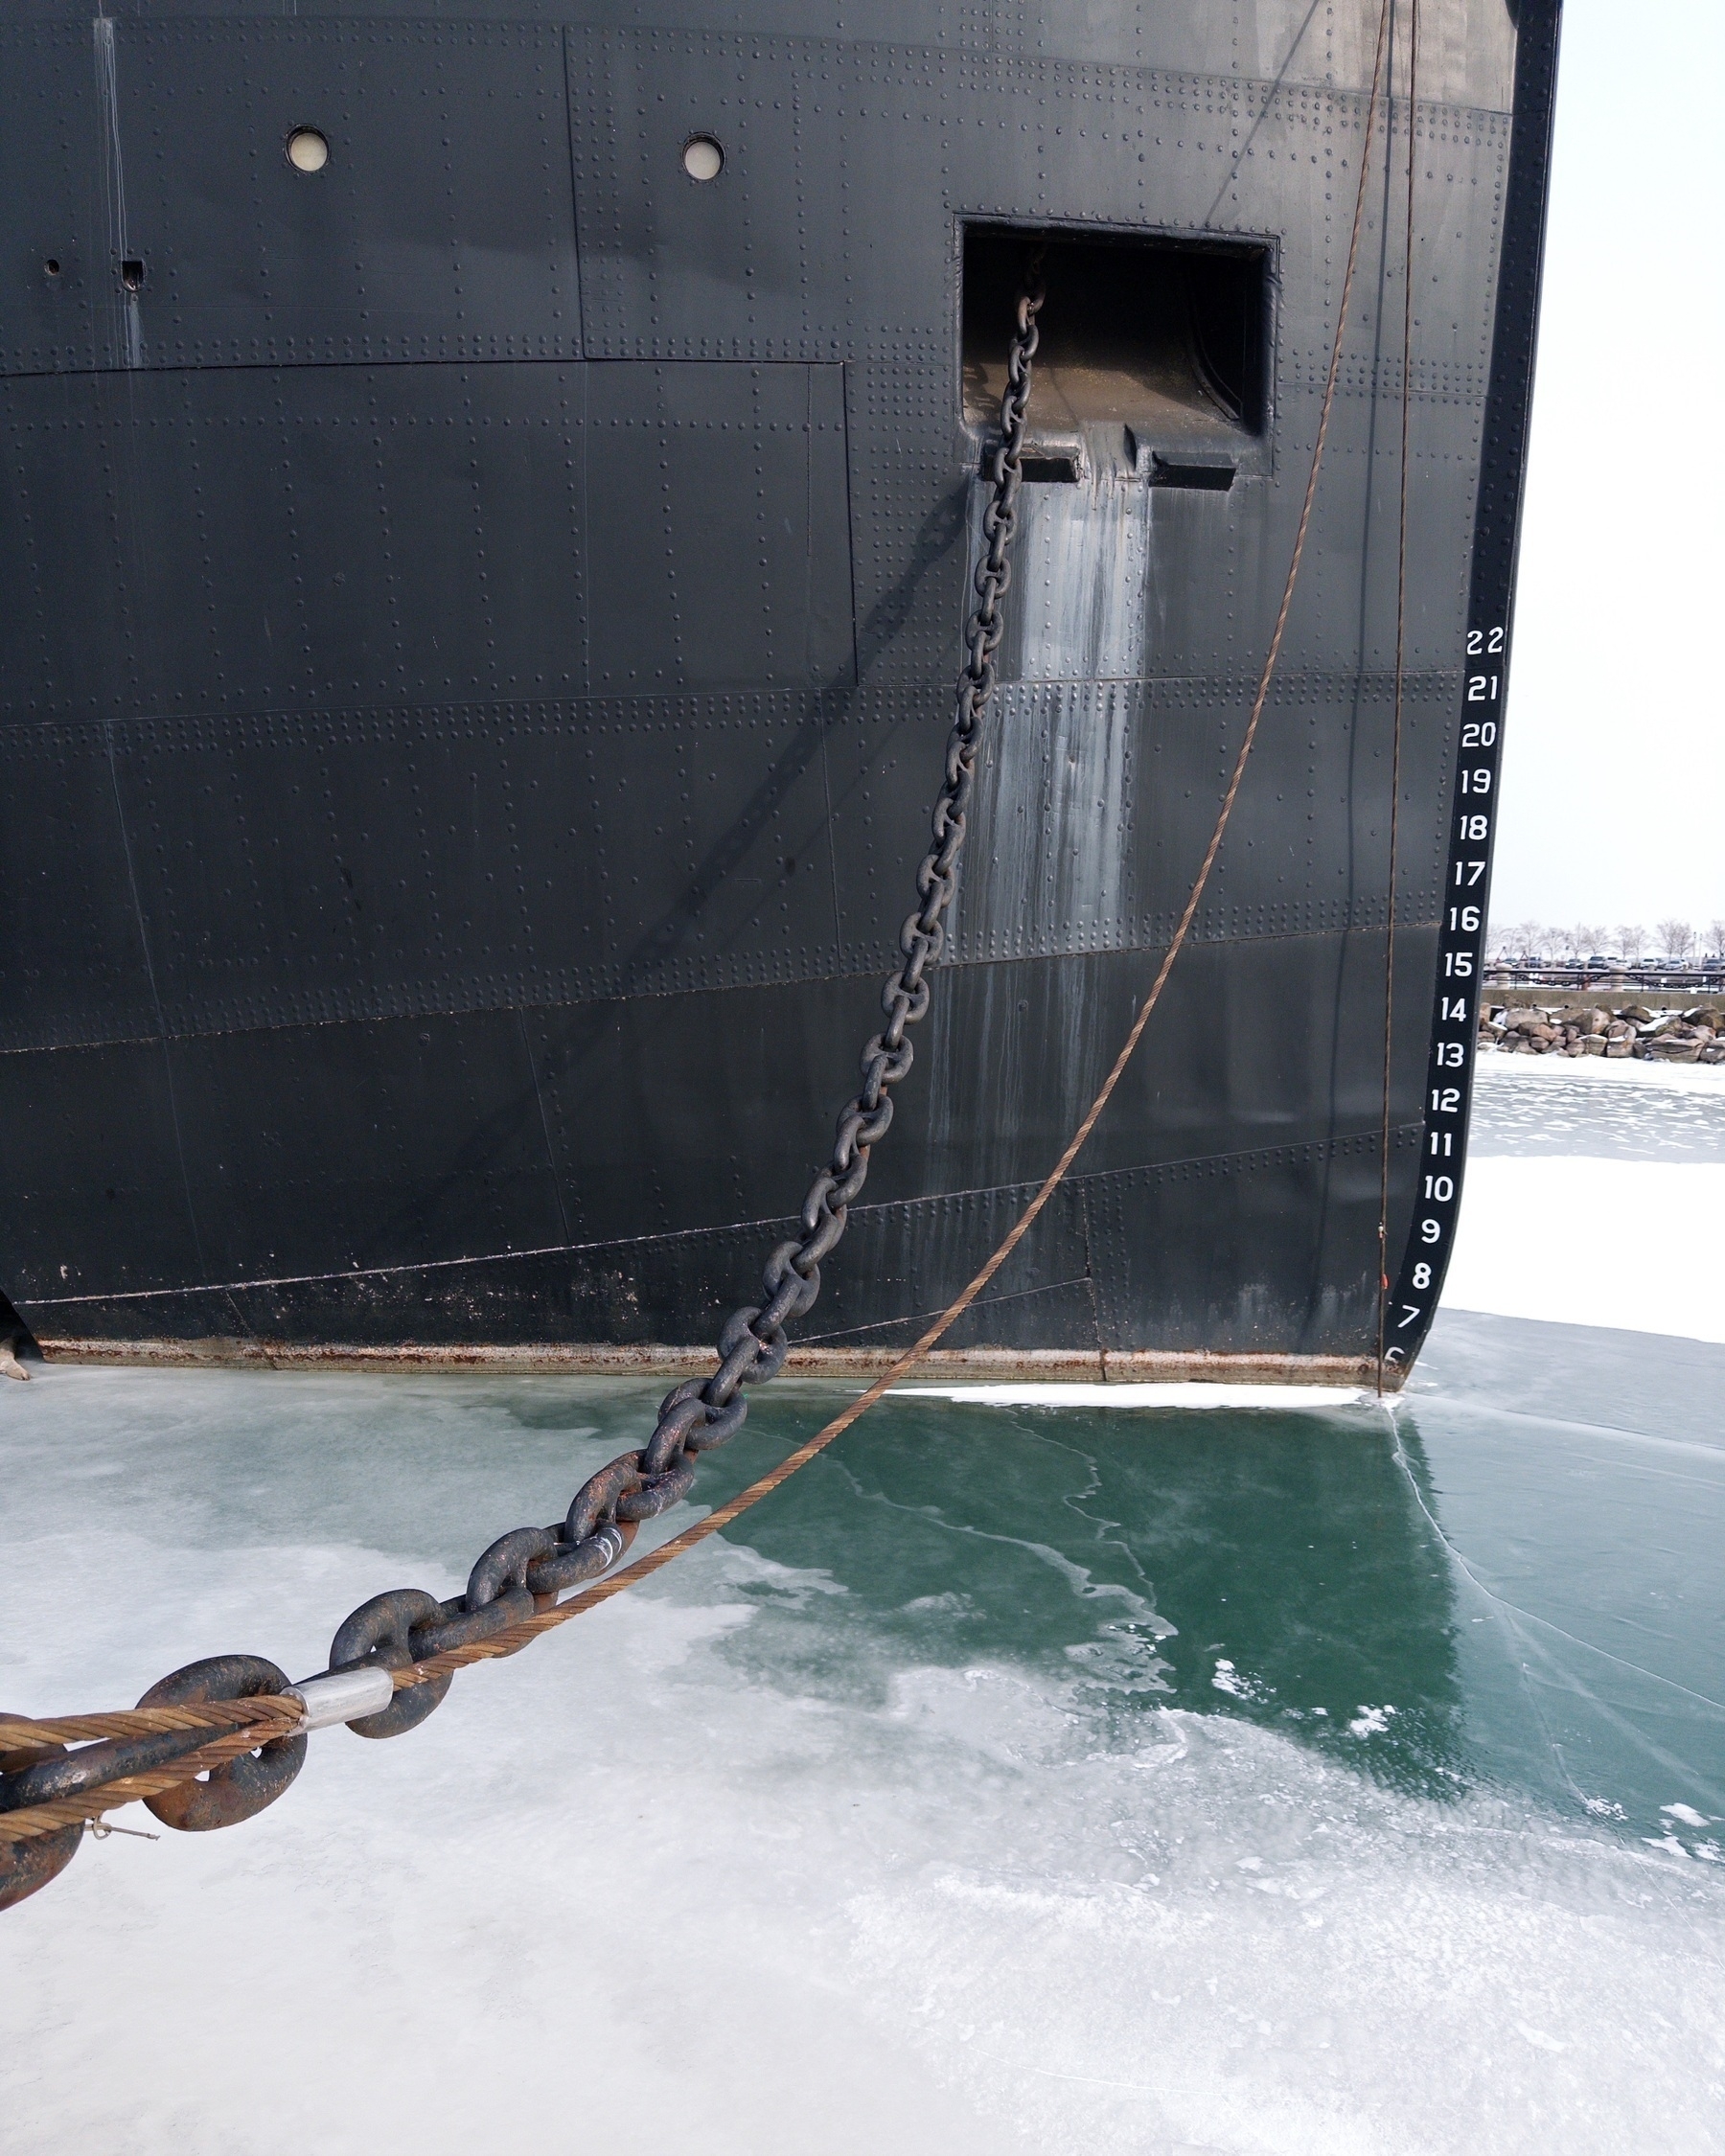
[0,2,1559,1374]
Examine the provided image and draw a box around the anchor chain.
[6,0,1406,1908]
[631,257,1048,1484]
[0,258,1046,1908]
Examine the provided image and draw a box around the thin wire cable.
[1377,0,1420,1390]
[5,0,1400,1839]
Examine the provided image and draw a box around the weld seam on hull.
[12,1120,1424,1315]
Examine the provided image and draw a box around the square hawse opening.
[961,225,1270,469]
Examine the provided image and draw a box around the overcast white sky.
[1490,0,1725,937]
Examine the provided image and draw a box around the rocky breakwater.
[1480,1001,1725,1065]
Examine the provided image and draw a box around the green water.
[649,1342,1723,1842]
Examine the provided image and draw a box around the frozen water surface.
[2,1057,1722,2155]
[1445,1058,1725,1344]
[1469,1047,1725,1161]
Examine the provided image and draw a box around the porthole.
[681,135,724,182]
[287,127,330,174]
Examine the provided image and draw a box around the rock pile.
[1479,1001,1725,1065]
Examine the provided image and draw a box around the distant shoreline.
[1485,968,1724,995]
[1479,995,1723,1067]
[1473,1041,1725,1089]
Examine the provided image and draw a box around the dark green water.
[638,1330,1724,1843]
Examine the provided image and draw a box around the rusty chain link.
[0,256,1047,1911]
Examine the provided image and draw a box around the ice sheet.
[1442,1158,1725,1342]
[3,1358,1722,2156]
[1470,1051,1725,1160]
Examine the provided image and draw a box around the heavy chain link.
[632,260,1048,1479]
[0,259,1046,1907]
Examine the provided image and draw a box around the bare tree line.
[1486,918,1725,965]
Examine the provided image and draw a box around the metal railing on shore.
[1484,964,1725,996]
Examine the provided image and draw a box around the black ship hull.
[0,1,1558,1379]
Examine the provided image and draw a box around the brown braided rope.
[0,1696,303,1756]
[4,0,1396,1847]
[0,1710,302,1844]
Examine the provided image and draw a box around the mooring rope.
[0,1711,302,1845]
[2,0,1397,1874]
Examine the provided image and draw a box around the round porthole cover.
[287,127,330,173]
